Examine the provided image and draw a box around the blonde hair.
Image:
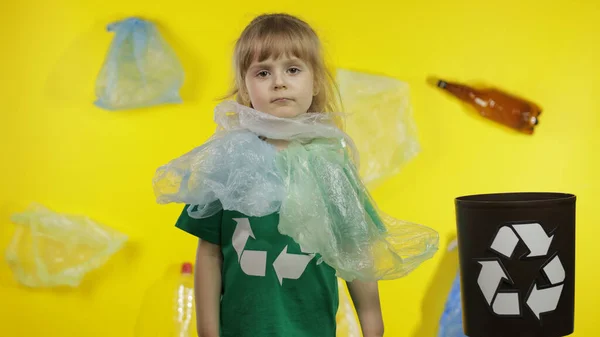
[224,13,344,129]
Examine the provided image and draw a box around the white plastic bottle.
[173,262,195,337]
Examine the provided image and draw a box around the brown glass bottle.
[435,79,542,134]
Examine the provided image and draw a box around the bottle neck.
[437,80,479,102]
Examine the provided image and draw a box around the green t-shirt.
[175,205,339,337]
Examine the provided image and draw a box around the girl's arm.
[194,239,223,337]
[346,280,385,337]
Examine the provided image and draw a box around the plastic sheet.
[5,203,127,287]
[337,69,420,188]
[154,101,438,282]
[94,17,184,110]
[438,273,467,337]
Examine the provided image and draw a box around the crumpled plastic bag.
[336,279,361,337]
[337,68,420,188]
[438,272,467,337]
[154,101,438,282]
[5,203,128,288]
[276,138,438,281]
[94,17,184,110]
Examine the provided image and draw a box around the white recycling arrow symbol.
[527,254,565,319]
[232,218,267,277]
[232,217,314,284]
[477,222,564,320]
[273,245,314,285]
[512,223,554,257]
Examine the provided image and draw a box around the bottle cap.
[181,262,193,274]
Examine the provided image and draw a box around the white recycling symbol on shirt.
[232,218,315,285]
[477,222,565,320]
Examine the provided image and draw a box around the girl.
[153,13,438,337]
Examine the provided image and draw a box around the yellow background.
[1,0,598,336]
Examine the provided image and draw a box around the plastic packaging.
[5,203,127,287]
[337,69,420,188]
[173,262,195,337]
[153,100,355,216]
[135,263,196,337]
[154,101,438,282]
[438,273,467,337]
[94,17,184,111]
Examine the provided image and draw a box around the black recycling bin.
[455,192,576,337]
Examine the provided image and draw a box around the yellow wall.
[1,0,598,336]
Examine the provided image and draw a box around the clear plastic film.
[153,101,438,282]
[154,130,284,218]
[94,17,184,111]
[5,203,127,287]
[153,101,356,217]
[337,69,420,188]
[276,138,437,281]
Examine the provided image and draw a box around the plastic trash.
[135,262,196,337]
[94,17,185,110]
[337,68,421,188]
[438,272,467,337]
[173,262,195,337]
[5,203,127,288]
[153,101,439,282]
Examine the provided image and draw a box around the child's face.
[244,55,314,118]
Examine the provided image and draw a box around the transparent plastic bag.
[438,272,467,337]
[94,17,184,110]
[154,101,438,282]
[337,69,420,188]
[276,139,438,281]
[153,100,355,217]
[5,203,127,287]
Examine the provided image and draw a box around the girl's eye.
[257,71,269,77]
[288,67,301,74]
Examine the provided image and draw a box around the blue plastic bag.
[94,17,184,110]
[438,272,467,337]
